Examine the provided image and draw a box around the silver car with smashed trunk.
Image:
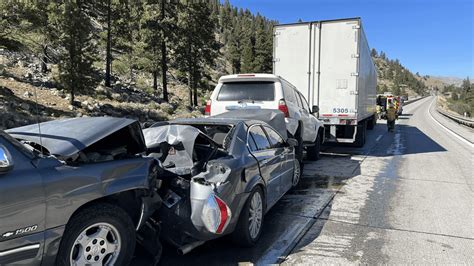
[143,110,300,254]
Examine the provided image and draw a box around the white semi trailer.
[273,17,377,146]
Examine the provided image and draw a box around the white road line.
[428,99,474,148]
[375,135,383,142]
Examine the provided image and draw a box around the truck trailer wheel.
[367,115,376,130]
[353,121,367,147]
[56,203,136,266]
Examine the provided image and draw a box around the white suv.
[206,73,324,161]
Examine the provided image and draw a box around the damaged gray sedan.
[143,110,300,253]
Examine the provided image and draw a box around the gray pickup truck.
[0,117,162,265]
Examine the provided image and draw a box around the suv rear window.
[217,82,275,101]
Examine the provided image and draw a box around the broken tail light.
[205,100,211,116]
[278,99,289,117]
[201,194,231,234]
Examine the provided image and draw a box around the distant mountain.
[371,49,427,97]
[426,76,464,87]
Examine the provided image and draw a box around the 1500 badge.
[1,225,38,239]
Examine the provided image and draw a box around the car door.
[0,134,45,265]
[263,126,294,195]
[248,125,281,208]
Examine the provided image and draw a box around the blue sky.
[229,0,473,79]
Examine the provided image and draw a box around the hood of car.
[6,117,146,160]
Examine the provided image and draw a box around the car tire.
[294,129,304,163]
[292,159,302,187]
[306,133,321,161]
[232,187,265,247]
[55,203,136,266]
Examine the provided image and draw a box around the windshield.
[217,81,275,101]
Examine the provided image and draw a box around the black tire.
[367,115,376,130]
[294,129,304,163]
[353,121,367,147]
[56,203,136,266]
[306,133,321,161]
[232,187,265,247]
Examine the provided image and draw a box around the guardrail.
[436,107,474,128]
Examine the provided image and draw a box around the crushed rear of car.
[143,110,299,253]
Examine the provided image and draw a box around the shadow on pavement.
[133,122,445,265]
[377,124,447,156]
[133,157,360,266]
[324,123,446,157]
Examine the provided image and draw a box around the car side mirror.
[312,105,319,114]
[287,138,298,147]
[0,146,13,174]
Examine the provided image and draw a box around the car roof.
[170,109,288,140]
[218,73,280,83]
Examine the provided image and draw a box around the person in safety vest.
[386,99,397,132]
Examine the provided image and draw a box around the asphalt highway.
[136,96,473,265]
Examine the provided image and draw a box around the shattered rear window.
[187,124,234,149]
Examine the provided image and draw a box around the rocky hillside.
[0,1,274,130]
[0,50,204,130]
[371,49,428,97]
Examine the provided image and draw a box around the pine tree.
[253,14,273,73]
[141,0,163,94]
[48,1,98,105]
[370,48,377,57]
[175,2,219,106]
[113,1,143,82]
[226,32,241,73]
[239,9,255,73]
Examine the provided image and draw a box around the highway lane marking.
[428,99,474,148]
[375,135,383,142]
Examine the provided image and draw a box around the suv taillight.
[201,194,231,234]
[205,100,211,116]
[278,99,289,117]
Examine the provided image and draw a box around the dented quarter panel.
[39,157,155,229]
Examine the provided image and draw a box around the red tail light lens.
[205,100,211,116]
[201,194,232,234]
[278,99,289,117]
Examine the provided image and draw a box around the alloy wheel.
[248,191,263,240]
[293,160,301,186]
[70,222,122,266]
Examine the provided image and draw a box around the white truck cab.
[207,73,324,161]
